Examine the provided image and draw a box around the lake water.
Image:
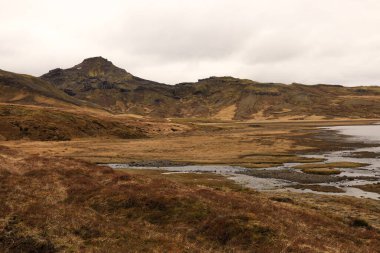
[323,124,380,143]
[108,124,380,200]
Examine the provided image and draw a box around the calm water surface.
[324,124,380,143]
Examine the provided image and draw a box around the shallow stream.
[108,124,380,200]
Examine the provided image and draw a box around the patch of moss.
[290,184,345,193]
[294,162,369,170]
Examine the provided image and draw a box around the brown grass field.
[0,116,379,252]
[0,146,379,252]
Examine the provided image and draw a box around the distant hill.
[41,57,173,115]
[0,69,100,109]
[175,77,380,120]
[40,57,380,120]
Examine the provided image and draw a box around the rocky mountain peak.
[78,56,112,67]
[72,56,130,78]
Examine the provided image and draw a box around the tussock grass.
[354,183,380,194]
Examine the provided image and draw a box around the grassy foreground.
[0,146,379,252]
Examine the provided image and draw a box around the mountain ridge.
[2,56,380,120]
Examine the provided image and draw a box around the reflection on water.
[323,125,380,143]
[292,124,380,199]
[108,124,380,200]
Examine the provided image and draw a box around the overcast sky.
[1,0,380,86]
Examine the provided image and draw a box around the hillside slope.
[0,104,146,141]
[0,69,152,140]
[42,57,380,120]
[0,69,97,109]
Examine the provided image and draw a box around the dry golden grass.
[293,162,369,175]
[0,120,334,167]
[2,119,375,173]
[212,104,237,121]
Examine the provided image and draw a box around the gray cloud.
[1,0,380,86]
